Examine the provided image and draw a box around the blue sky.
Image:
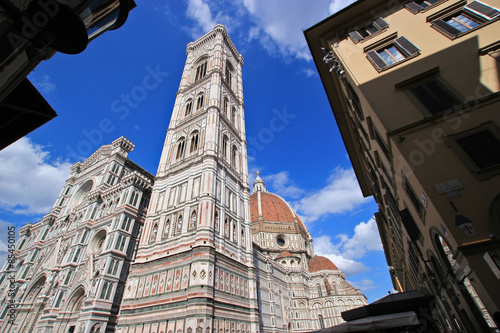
[0,0,394,302]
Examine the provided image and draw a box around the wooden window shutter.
[366,50,387,69]
[348,31,363,43]
[465,1,500,19]
[395,36,420,56]
[373,17,389,30]
[431,19,461,37]
[456,131,500,169]
[405,2,423,13]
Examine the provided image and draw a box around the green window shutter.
[431,19,461,37]
[366,50,387,69]
[395,36,419,56]
[348,31,363,43]
[373,17,389,30]
[405,2,423,13]
[465,0,500,19]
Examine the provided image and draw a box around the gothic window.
[90,324,101,333]
[224,218,229,238]
[317,284,323,297]
[100,281,113,300]
[121,216,132,232]
[185,100,193,117]
[176,137,186,160]
[222,135,228,159]
[241,229,245,246]
[214,210,219,232]
[225,61,233,87]
[128,190,140,207]
[190,131,199,153]
[223,97,229,116]
[231,107,236,126]
[318,315,325,329]
[195,61,207,82]
[54,292,64,307]
[164,219,170,238]
[231,146,237,169]
[176,215,183,235]
[196,93,204,110]
[233,222,237,243]
[150,221,158,243]
[190,210,197,230]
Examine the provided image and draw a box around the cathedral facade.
[0,25,367,333]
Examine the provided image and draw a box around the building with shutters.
[0,25,367,333]
[305,0,500,331]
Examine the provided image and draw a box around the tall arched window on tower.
[189,210,197,230]
[195,61,207,82]
[163,219,170,238]
[225,61,233,87]
[214,210,219,232]
[196,93,204,111]
[223,97,229,116]
[222,135,228,160]
[318,315,325,329]
[176,215,183,235]
[224,218,229,238]
[231,146,237,169]
[150,221,158,243]
[231,107,236,126]
[184,99,193,117]
[176,137,186,160]
[190,131,199,153]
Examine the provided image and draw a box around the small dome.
[309,255,338,272]
[275,250,296,259]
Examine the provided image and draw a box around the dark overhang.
[0,78,57,150]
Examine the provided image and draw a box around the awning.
[321,311,420,332]
[0,78,57,150]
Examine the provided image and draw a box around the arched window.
[224,218,229,238]
[100,281,113,300]
[317,284,323,297]
[164,219,170,238]
[196,94,204,110]
[184,100,193,117]
[318,315,325,329]
[231,146,237,168]
[233,222,237,243]
[176,137,186,160]
[214,210,219,232]
[241,228,245,246]
[150,221,158,242]
[225,61,233,87]
[223,97,229,116]
[176,215,183,235]
[190,210,197,230]
[222,135,228,159]
[231,107,236,126]
[195,61,207,82]
[190,131,199,153]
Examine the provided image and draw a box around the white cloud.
[349,278,379,291]
[263,171,304,199]
[241,0,355,61]
[185,0,237,38]
[314,235,369,275]
[294,167,370,222]
[313,218,383,276]
[186,0,217,35]
[0,137,71,215]
[30,73,56,93]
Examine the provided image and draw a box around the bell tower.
[117,25,259,333]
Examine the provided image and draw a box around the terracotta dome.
[308,255,339,272]
[275,250,297,259]
[250,191,307,233]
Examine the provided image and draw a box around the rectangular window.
[64,270,73,285]
[366,36,419,71]
[406,0,445,13]
[409,79,460,115]
[456,130,500,169]
[349,17,389,43]
[431,1,499,38]
[402,172,424,217]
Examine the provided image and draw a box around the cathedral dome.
[308,255,339,272]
